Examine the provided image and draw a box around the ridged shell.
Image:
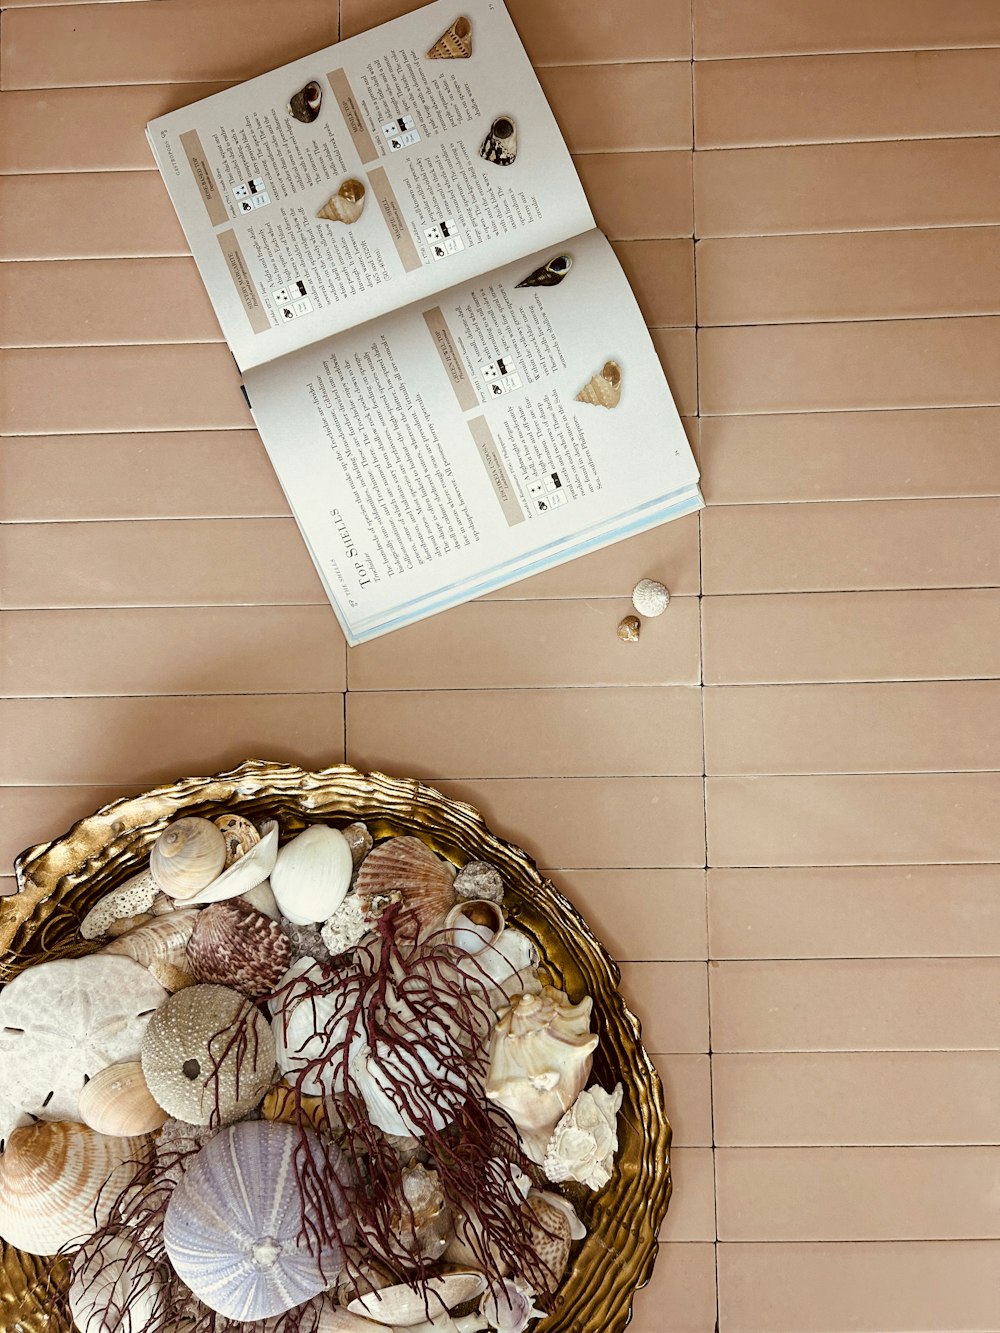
[151,817,227,899]
[213,813,261,866]
[80,869,159,940]
[69,1233,165,1333]
[163,1120,350,1320]
[631,578,670,618]
[183,820,280,907]
[347,1271,487,1325]
[354,836,456,931]
[316,179,366,224]
[78,1061,169,1137]
[140,983,276,1127]
[0,1120,150,1256]
[102,909,199,974]
[186,898,292,998]
[575,360,622,409]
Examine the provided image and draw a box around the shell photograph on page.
[0,765,671,1333]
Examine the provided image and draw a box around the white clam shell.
[183,820,280,906]
[270,824,353,925]
[78,1060,169,1137]
[348,1272,488,1326]
[151,817,227,899]
[69,1233,164,1333]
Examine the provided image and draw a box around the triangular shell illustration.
[575,359,622,409]
[288,79,323,123]
[426,14,473,58]
[480,115,517,166]
[516,254,573,288]
[316,179,366,224]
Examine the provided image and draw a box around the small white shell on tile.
[631,578,670,617]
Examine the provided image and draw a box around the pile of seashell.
[0,810,623,1333]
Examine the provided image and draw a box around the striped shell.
[151,817,227,899]
[0,1120,150,1256]
[101,909,199,990]
[186,898,292,998]
[140,983,276,1126]
[354,836,456,931]
[77,1060,168,1137]
[163,1120,350,1320]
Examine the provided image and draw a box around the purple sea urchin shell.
[187,898,292,998]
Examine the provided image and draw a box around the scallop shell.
[69,1233,165,1333]
[163,1120,351,1320]
[186,897,292,998]
[0,955,167,1146]
[151,817,227,899]
[631,578,670,618]
[522,1192,572,1294]
[140,983,276,1127]
[348,1271,487,1326]
[575,360,622,409]
[354,836,456,932]
[80,869,159,940]
[0,1120,150,1256]
[480,115,517,166]
[515,253,572,289]
[183,819,279,906]
[289,79,323,123]
[271,824,353,925]
[453,860,503,903]
[426,15,472,58]
[617,615,640,643]
[102,908,199,981]
[317,179,366,224]
[213,813,261,866]
[78,1061,169,1137]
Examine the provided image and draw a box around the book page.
[146,0,593,372]
[244,229,701,643]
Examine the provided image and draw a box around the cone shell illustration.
[576,360,622,409]
[516,254,573,289]
[480,115,517,166]
[317,179,366,224]
[288,80,323,124]
[426,15,472,59]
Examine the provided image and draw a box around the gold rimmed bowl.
[2,761,671,1333]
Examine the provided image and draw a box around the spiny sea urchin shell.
[354,836,456,931]
[186,899,291,999]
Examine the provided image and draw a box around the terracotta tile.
[0,607,346,697]
[487,511,701,598]
[612,240,695,327]
[619,962,709,1054]
[0,785,151,873]
[713,1053,1000,1146]
[651,1054,713,1147]
[551,870,707,961]
[716,1147,1000,1240]
[505,0,693,64]
[0,0,338,88]
[347,688,704,778]
[704,681,1000,776]
[708,774,1000,867]
[708,866,1000,959]
[658,1149,716,1242]
[629,1243,717,1333]
[0,519,326,609]
[696,50,1000,148]
[433,778,707,869]
[0,260,221,346]
[0,432,288,522]
[0,174,188,260]
[697,228,1000,326]
[0,878,15,897]
[718,1240,1000,1333]
[575,151,693,239]
[0,85,229,174]
[703,591,1000,686]
[0,695,345,786]
[710,959,1000,1051]
[0,347,252,434]
[537,64,693,153]
[694,137,1000,237]
[699,318,1000,416]
[698,408,1000,504]
[694,0,1000,58]
[339,0,420,39]
[347,597,701,690]
[648,329,698,416]
[701,499,1000,594]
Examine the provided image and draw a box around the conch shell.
[543,1082,623,1190]
[150,817,227,898]
[480,115,517,166]
[575,360,621,409]
[0,1120,150,1255]
[485,987,598,1162]
[317,179,366,224]
[426,15,472,58]
[516,254,572,289]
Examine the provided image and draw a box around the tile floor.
[2,0,999,1328]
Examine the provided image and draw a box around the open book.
[147,0,701,644]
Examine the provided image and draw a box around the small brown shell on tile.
[150,817,227,899]
[78,1061,169,1137]
[212,814,260,867]
[288,79,323,123]
[186,898,291,999]
[354,835,456,931]
[80,869,159,940]
[617,615,641,643]
[523,1190,573,1294]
